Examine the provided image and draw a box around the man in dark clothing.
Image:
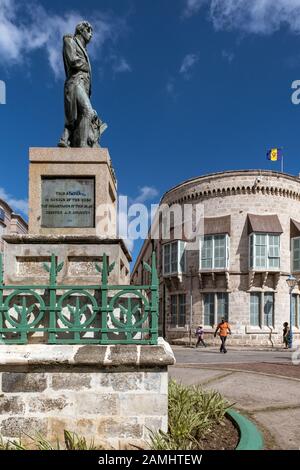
[214,318,231,353]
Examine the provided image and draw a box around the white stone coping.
[0,338,176,368]
[2,235,132,261]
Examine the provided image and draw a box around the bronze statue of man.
[58,21,106,148]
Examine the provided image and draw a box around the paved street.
[169,346,300,450]
[172,344,295,364]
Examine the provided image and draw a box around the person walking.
[214,318,231,353]
[195,326,207,348]
[283,322,291,349]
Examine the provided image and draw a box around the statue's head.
[75,21,93,44]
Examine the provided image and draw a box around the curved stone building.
[0,199,28,253]
[132,170,300,345]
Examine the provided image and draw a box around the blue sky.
[2,0,300,263]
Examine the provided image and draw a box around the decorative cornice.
[165,184,300,205]
[2,235,132,262]
[162,170,300,201]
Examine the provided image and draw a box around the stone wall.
[0,340,175,449]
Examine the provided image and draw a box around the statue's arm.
[63,36,89,73]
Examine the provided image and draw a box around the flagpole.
[281,154,284,173]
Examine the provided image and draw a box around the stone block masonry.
[0,339,175,449]
[2,147,131,286]
[132,170,300,345]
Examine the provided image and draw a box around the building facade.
[131,170,300,345]
[0,199,28,253]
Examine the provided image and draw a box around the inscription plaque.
[41,178,95,228]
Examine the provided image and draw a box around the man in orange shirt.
[214,318,231,354]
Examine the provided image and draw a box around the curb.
[226,409,264,451]
[171,344,295,352]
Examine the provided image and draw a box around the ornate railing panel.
[0,252,158,345]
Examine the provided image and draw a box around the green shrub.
[0,431,98,451]
[149,380,231,450]
[0,436,26,450]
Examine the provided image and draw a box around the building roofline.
[162,169,300,201]
[0,199,28,228]
[11,213,28,229]
[0,198,13,214]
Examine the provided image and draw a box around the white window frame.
[249,292,275,328]
[291,294,300,328]
[163,241,186,276]
[170,293,186,327]
[249,233,280,270]
[292,237,300,273]
[200,234,230,271]
[250,292,260,327]
[203,292,229,327]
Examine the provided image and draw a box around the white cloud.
[179,53,199,78]
[133,186,159,204]
[166,78,175,95]
[166,77,180,98]
[184,0,300,36]
[0,0,126,79]
[0,187,28,216]
[111,56,131,74]
[209,0,300,35]
[165,54,199,96]
[222,49,235,63]
[183,0,207,18]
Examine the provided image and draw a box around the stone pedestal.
[0,147,172,448]
[3,147,130,284]
[0,340,175,449]
[29,147,117,237]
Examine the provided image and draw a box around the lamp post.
[286,275,297,349]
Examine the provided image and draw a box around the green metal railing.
[0,252,158,345]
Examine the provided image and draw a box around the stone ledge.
[0,338,175,369]
[2,235,132,261]
[29,147,110,164]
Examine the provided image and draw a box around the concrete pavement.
[171,344,296,364]
[169,346,300,450]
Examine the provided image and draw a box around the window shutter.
[178,241,186,273]
[163,244,170,275]
[293,238,300,272]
